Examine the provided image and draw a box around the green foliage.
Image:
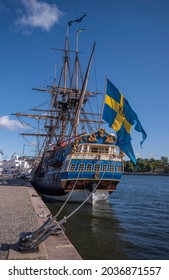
[124,156,169,174]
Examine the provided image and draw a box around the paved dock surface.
[0,177,81,260]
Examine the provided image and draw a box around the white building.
[1,153,32,175]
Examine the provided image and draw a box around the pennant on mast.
[68,14,86,27]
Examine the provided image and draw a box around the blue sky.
[0,0,169,160]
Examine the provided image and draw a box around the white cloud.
[0,115,26,131]
[15,0,64,32]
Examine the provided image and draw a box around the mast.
[70,42,96,140]
[71,29,84,91]
[75,30,80,90]
[63,34,69,92]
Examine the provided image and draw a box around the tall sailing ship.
[14,23,124,204]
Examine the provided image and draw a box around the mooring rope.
[54,152,87,217]
[55,155,114,225]
[58,170,106,225]
[54,169,82,218]
[18,156,114,252]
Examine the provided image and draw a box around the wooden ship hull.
[31,129,124,204]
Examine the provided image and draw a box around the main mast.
[70,42,96,140]
[58,30,70,142]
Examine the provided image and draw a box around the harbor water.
[46,175,169,260]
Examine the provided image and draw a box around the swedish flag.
[102,79,147,164]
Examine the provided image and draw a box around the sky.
[0,0,169,160]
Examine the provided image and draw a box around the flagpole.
[99,77,107,129]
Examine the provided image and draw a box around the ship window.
[83,146,88,152]
[90,147,109,153]
[78,163,85,171]
[86,164,93,171]
[98,147,109,153]
[109,165,115,172]
[117,166,122,172]
[69,163,76,171]
[94,164,100,171]
[111,148,116,154]
[91,147,98,153]
[102,164,108,171]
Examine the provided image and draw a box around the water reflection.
[45,175,169,260]
[46,200,132,260]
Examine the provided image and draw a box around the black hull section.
[31,179,66,196]
[33,185,66,196]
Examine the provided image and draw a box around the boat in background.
[14,22,124,204]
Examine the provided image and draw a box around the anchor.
[18,217,63,253]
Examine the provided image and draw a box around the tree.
[124,157,169,174]
[164,165,169,174]
[124,161,134,172]
[161,156,168,164]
